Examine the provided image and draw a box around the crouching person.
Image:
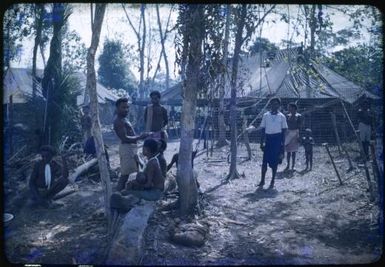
[29,145,69,208]
[110,139,165,213]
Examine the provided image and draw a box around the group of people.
[27,91,375,209]
[247,98,314,189]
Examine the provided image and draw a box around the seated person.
[29,145,69,208]
[166,149,200,191]
[167,149,198,172]
[110,139,165,212]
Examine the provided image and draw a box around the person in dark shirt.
[357,99,374,160]
[29,145,69,208]
[144,91,168,142]
[301,128,315,171]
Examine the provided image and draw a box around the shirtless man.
[113,97,148,191]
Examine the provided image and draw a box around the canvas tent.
[3,68,119,105]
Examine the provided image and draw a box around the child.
[301,128,315,171]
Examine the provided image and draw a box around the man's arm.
[114,120,145,143]
[260,128,265,150]
[162,107,169,127]
[167,153,179,172]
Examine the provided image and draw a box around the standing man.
[357,99,374,161]
[284,103,302,171]
[114,97,148,191]
[29,145,69,208]
[258,98,288,189]
[144,90,168,142]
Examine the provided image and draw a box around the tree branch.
[121,3,140,39]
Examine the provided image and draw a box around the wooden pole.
[330,111,342,155]
[323,143,343,185]
[370,141,381,184]
[9,95,13,156]
[341,143,355,171]
[242,114,251,160]
[356,130,375,202]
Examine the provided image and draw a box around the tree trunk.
[41,3,66,145]
[139,4,146,98]
[216,4,231,148]
[309,4,316,57]
[155,4,170,90]
[177,4,204,216]
[32,4,44,99]
[227,4,247,180]
[86,3,111,230]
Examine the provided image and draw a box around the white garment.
[259,111,288,134]
[45,164,51,190]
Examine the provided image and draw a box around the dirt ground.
[3,129,383,265]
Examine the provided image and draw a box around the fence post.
[356,130,375,202]
[323,143,343,185]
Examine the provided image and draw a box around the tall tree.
[227,4,247,180]
[85,3,112,230]
[41,3,71,145]
[226,4,276,180]
[176,4,205,215]
[154,4,171,90]
[216,4,231,148]
[97,39,137,94]
[32,4,45,99]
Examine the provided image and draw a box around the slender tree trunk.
[139,4,146,98]
[227,4,247,180]
[216,4,231,148]
[177,4,204,216]
[86,3,111,230]
[41,3,66,145]
[155,4,170,90]
[32,4,44,99]
[39,44,46,67]
[309,4,316,57]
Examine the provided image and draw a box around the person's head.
[288,102,297,114]
[40,145,57,163]
[269,97,281,112]
[158,139,167,153]
[143,138,159,158]
[150,90,161,105]
[305,128,312,137]
[115,98,130,117]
